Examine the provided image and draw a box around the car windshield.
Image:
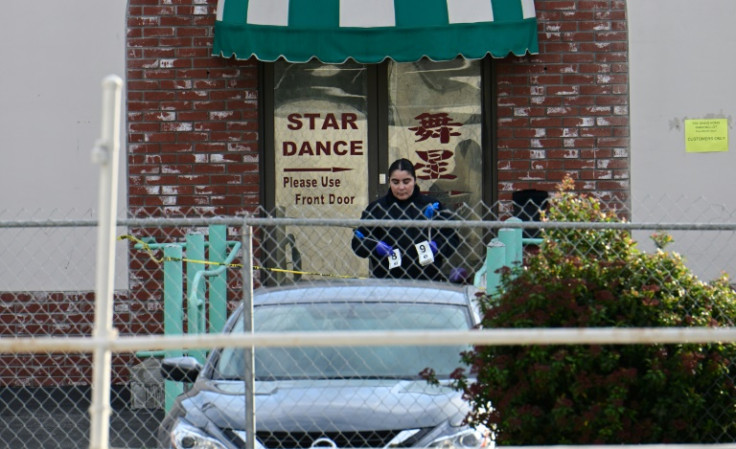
[213,300,472,381]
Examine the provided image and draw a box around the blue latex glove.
[449,267,469,284]
[374,241,393,257]
[423,202,440,219]
[429,240,438,255]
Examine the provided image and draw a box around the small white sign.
[415,241,435,266]
[388,249,402,270]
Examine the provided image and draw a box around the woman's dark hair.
[388,158,416,180]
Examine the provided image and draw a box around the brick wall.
[127,0,261,219]
[495,0,630,209]
[0,291,131,386]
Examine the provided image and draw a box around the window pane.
[217,302,471,380]
[273,61,370,278]
[387,59,484,270]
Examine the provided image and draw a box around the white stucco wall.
[629,0,736,281]
[0,1,127,290]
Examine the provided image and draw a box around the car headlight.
[169,419,227,449]
[427,426,493,449]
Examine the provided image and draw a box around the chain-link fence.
[1,196,736,448]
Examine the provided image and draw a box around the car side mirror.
[161,356,203,383]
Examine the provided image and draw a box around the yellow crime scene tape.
[118,234,362,280]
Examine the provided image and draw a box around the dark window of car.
[214,300,472,381]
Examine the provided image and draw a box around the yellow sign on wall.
[685,119,729,153]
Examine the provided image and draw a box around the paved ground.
[0,387,165,449]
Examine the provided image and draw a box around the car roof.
[249,279,478,307]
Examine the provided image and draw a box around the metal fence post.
[89,74,122,449]
[164,244,184,412]
[499,218,523,268]
[209,224,228,333]
[242,223,256,449]
[485,238,506,296]
[186,232,206,362]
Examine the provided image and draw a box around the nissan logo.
[310,437,338,449]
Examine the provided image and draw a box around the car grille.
[223,428,431,448]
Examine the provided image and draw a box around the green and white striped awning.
[213,0,539,63]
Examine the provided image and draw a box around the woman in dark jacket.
[351,158,458,281]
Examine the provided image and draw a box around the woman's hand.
[423,202,440,219]
[374,241,393,257]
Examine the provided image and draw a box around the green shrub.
[435,177,736,444]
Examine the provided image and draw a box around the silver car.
[158,279,489,449]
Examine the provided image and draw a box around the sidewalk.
[0,386,164,449]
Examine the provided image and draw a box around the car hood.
[180,378,467,432]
